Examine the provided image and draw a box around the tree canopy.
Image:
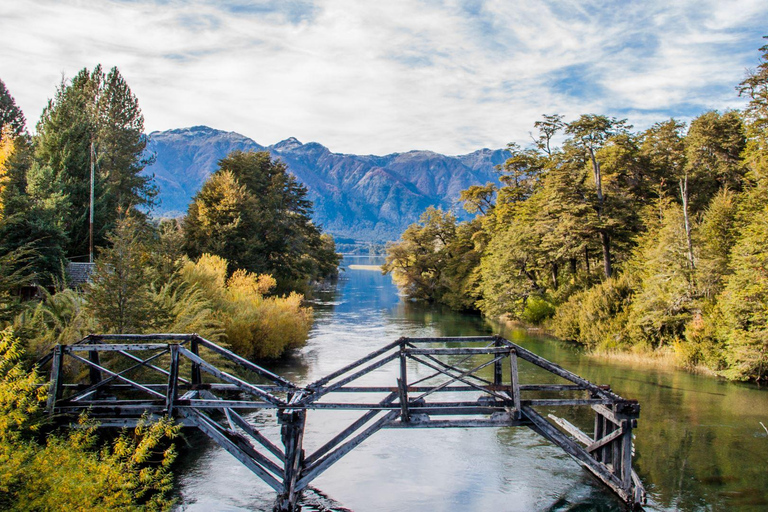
[184,150,339,291]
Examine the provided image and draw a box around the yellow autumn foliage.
[0,329,179,510]
[180,254,312,359]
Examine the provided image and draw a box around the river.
[177,256,768,511]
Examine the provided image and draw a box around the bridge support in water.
[41,334,646,511]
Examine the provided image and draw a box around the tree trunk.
[600,230,612,278]
[679,173,695,270]
[569,258,577,275]
[589,147,612,278]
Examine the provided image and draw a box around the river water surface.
[177,256,768,511]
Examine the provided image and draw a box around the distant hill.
[143,126,509,241]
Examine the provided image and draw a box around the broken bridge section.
[41,334,647,511]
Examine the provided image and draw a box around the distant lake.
[176,256,768,511]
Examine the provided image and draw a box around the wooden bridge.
[41,334,646,511]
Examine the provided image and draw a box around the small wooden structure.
[41,334,646,511]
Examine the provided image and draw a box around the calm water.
[177,256,768,511]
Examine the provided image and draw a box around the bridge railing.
[40,334,646,511]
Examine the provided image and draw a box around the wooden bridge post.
[508,348,521,419]
[165,344,180,416]
[88,349,102,387]
[190,336,202,387]
[493,336,503,387]
[46,345,64,414]
[275,396,307,512]
[398,343,410,422]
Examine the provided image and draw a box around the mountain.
[143,126,509,241]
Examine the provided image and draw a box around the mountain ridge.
[143,126,509,241]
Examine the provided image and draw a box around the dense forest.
[385,40,768,383]
[0,66,338,508]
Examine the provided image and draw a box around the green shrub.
[521,294,556,325]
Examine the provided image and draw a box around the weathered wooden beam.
[87,333,194,342]
[406,347,512,356]
[413,355,505,402]
[276,409,306,511]
[66,352,166,399]
[407,354,507,401]
[116,348,191,385]
[401,336,496,343]
[178,347,285,406]
[304,392,398,466]
[69,349,169,402]
[183,409,283,492]
[502,340,630,403]
[67,343,171,351]
[306,338,402,389]
[227,408,286,463]
[509,350,521,417]
[306,351,400,401]
[385,415,526,429]
[190,336,202,386]
[194,335,296,388]
[297,410,400,491]
[408,352,492,387]
[587,426,624,453]
[522,406,629,503]
[547,414,593,446]
[46,345,64,414]
[166,345,180,416]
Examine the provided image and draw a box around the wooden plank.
[385,416,525,429]
[68,343,171,351]
[117,349,191,385]
[297,410,400,491]
[509,350,521,416]
[548,414,592,446]
[406,347,511,356]
[165,345,180,416]
[526,398,613,406]
[399,345,410,422]
[494,338,503,386]
[308,351,400,400]
[183,410,283,492]
[522,406,629,503]
[401,336,496,343]
[227,409,285,462]
[409,352,492,386]
[307,338,402,389]
[587,426,623,453]
[66,352,166,399]
[190,336,202,386]
[69,349,170,402]
[46,346,63,413]
[179,399,275,409]
[304,392,398,466]
[88,333,194,342]
[621,420,633,490]
[178,347,285,406]
[411,355,507,401]
[194,335,296,388]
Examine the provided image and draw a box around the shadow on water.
[175,255,768,512]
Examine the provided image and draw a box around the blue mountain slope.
[143,126,509,241]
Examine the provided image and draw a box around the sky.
[1,0,767,155]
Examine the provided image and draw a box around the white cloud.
[0,0,765,154]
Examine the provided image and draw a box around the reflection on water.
[176,256,768,511]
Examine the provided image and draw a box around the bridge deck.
[41,334,646,511]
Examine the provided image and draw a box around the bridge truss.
[41,334,646,510]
